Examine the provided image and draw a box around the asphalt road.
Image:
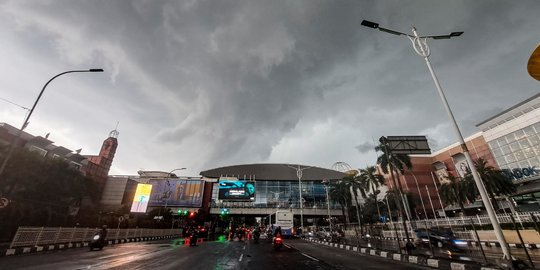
[0,238,429,270]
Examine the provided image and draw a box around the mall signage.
[218,180,255,201]
[503,166,540,181]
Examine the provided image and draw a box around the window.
[509,141,520,152]
[524,126,536,137]
[505,153,516,163]
[497,137,508,147]
[514,150,525,162]
[28,145,47,157]
[488,141,499,150]
[506,133,516,144]
[529,135,540,146]
[491,147,503,158]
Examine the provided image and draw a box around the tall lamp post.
[287,165,311,236]
[322,179,332,229]
[361,20,511,260]
[164,168,187,208]
[0,69,104,182]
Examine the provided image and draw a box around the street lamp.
[322,179,332,229]
[0,69,104,181]
[361,20,511,260]
[164,168,187,208]
[159,168,186,227]
[287,165,312,236]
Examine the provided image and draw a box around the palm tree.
[438,174,476,215]
[464,158,516,211]
[376,141,413,240]
[360,166,385,219]
[341,174,368,234]
[329,181,352,227]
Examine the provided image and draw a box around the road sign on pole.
[0,198,9,208]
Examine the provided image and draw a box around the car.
[414,228,467,255]
[315,227,332,241]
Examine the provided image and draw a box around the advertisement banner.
[130,184,153,213]
[435,168,450,184]
[148,179,205,207]
[218,181,255,201]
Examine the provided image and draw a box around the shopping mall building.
[394,93,540,217]
[200,164,345,218]
[102,164,345,224]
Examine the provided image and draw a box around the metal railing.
[409,211,540,228]
[9,227,182,248]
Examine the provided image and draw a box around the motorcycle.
[189,231,198,246]
[253,231,260,244]
[89,233,105,251]
[273,237,283,251]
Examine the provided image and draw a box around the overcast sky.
[1,0,539,176]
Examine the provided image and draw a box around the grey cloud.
[1,0,539,174]
[355,142,374,154]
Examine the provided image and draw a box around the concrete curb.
[306,238,494,270]
[3,235,180,257]
[371,236,539,249]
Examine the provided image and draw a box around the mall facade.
[392,93,540,217]
[200,163,345,217]
[477,93,540,211]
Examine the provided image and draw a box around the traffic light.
[220,208,230,217]
[177,209,190,216]
[189,211,196,218]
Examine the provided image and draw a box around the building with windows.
[384,93,540,217]
[0,122,119,196]
[380,132,497,219]
[0,122,87,171]
[477,93,540,211]
[200,164,345,221]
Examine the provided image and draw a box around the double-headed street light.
[163,168,186,228]
[361,20,511,260]
[164,168,187,208]
[287,165,312,236]
[0,69,104,181]
[322,179,333,229]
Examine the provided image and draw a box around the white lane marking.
[301,253,319,262]
[96,251,135,260]
[284,244,292,249]
[239,254,244,262]
[242,245,246,250]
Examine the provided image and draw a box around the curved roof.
[200,163,347,181]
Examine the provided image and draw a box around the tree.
[464,158,517,211]
[384,190,417,221]
[376,141,413,240]
[0,147,99,241]
[341,174,368,234]
[329,181,352,227]
[361,166,385,197]
[438,174,476,215]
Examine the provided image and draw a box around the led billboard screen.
[148,179,205,207]
[130,184,152,213]
[218,181,255,201]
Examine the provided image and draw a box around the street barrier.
[9,227,181,249]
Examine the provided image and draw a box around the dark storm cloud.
[355,142,374,154]
[1,0,539,174]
